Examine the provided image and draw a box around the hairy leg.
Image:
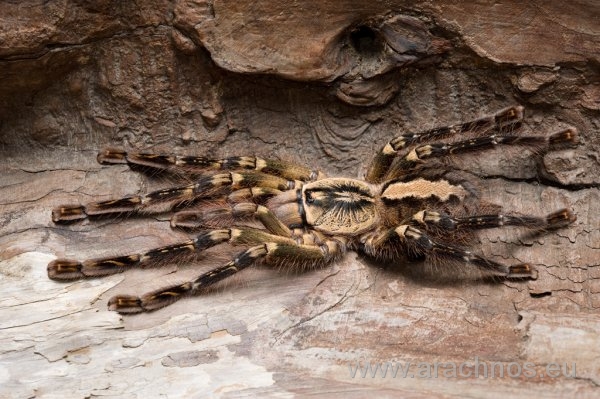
[108,237,346,313]
[98,148,322,181]
[362,224,537,279]
[366,106,523,183]
[410,208,576,232]
[52,172,296,222]
[47,227,298,280]
[393,128,577,172]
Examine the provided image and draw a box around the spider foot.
[52,205,87,223]
[108,295,144,313]
[545,208,577,229]
[108,282,194,313]
[549,127,578,146]
[47,259,84,280]
[97,148,128,164]
[507,263,538,280]
[48,255,140,280]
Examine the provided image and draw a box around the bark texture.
[1,1,599,397]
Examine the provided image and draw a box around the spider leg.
[52,172,295,223]
[97,148,322,181]
[393,127,577,172]
[48,227,296,280]
[410,208,576,231]
[170,202,291,235]
[107,238,346,313]
[363,225,536,278]
[366,106,523,183]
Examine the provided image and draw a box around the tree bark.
[1,1,599,397]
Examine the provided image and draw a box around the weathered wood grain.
[1,1,599,397]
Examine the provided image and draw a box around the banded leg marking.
[97,148,321,181]
[394,225,537,278]
[47,228,296,280]
[52,186,195,223]
[397,128,578,170]
[366,106,524,182]
[52,172,296,223]
[108,238,345,313]
[365,225,536,279]
[395,225,536,278]
[227,187,283,203]
[411,209,576,231]
[171,202,292,237]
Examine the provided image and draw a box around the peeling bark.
[1,1,599,397]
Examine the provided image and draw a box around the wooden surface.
[1,1,599,397]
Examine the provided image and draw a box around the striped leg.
[393,128,577,172]
[410,208,576,231]
[363,225,536,279]
[366,106,524,183]
[108,238,346,313]
[47,227,296,280]
[97,148,322,181]
[171,202,292,236]
[52,172,295,223]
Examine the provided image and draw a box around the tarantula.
[48,106,577,313]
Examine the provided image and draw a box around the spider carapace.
[48,106,578,313]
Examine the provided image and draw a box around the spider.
[48,106,578,313]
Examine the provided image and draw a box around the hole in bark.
[349,25,384,55]
[530,291,552,298]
